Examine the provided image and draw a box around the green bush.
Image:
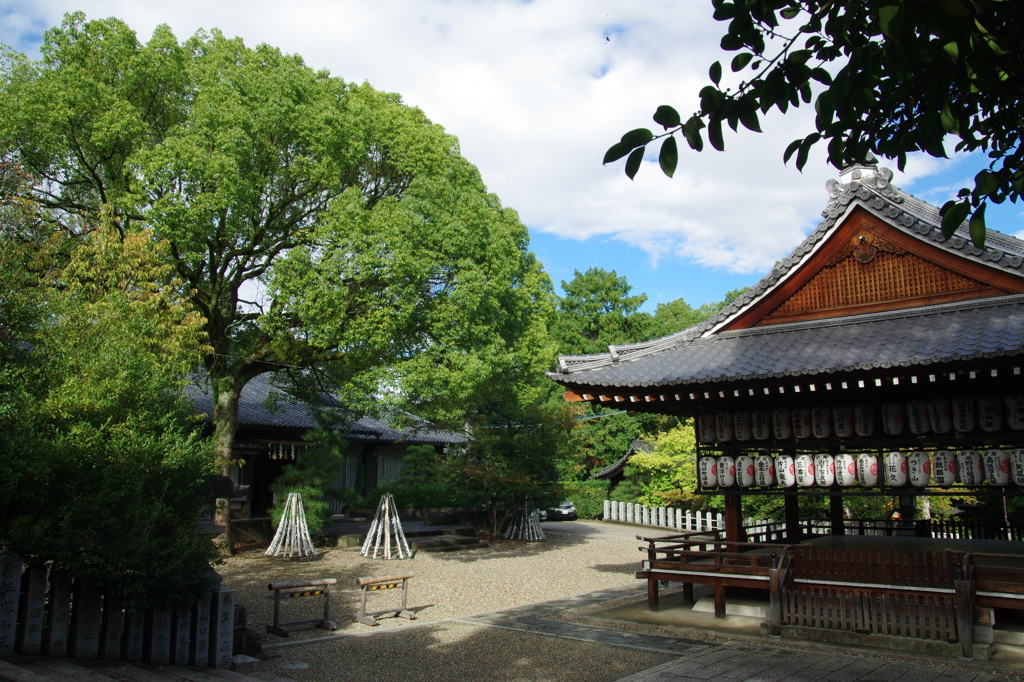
[560,479,610,519]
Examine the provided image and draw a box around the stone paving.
[455,586,1021,682]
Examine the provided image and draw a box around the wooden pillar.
[724,495,742,543]
[829,493,845,536]
[785,492,801,543]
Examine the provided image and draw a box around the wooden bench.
[636,533,788,617]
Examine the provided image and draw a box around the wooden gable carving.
[721,206,1024,331]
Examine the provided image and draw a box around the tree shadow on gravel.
[265,620,670,682]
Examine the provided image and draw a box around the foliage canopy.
[0,13,552,541]
[605,0,1024,246]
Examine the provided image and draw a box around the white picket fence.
[602,500,723,532]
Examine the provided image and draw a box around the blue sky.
[4,1,1021,314]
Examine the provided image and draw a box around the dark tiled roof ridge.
[551,293,1024,378]
[553,164,1024,377]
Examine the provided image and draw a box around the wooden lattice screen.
[764,249,986,324]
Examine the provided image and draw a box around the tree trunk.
[212,382,241,554]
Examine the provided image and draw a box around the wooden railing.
[0,555,234,668]
[634,534,1024,656]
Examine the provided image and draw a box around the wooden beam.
[562,391,585,402]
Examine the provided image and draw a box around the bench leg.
[647,578,659,612]
[682,583,693,605]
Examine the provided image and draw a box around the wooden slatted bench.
[637,533,789,617]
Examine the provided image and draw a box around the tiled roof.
[552,163,1024,382]
[592,439,652,479]
[553,294,1024,390]
[188,373,467,445]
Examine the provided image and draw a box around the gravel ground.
[217,521,670,680]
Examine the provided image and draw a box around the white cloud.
[2,0,966,279]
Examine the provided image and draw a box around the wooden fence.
[603,501,723,532]
[0,555,234,668]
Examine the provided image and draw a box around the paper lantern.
[715,411,734,442]
[856,454,879,487]
[978,396,1002,433]
[833,405,854,438]
[776,455,796,487]
[1011,450,1024,487]
[792,407,812,439]
[794,454,815,487]
[907,451,931,488]
[983,449,1010,486]
[735,455,755,487]
[927,398,952,434]
[885,451,908,486]
[1006,394,1024,431]
[814,454,835,487]
[951,396,976,433]
[733,411,752,442]
[772,408,792,440]
[751,410,772,441]
[811,406,831,439]
[853,404,875,437]
[754,454,775,486]
[717,455,736,487]
[698,456,718,488]
[905,400,930,435]
[698,413,716,443]
[834,453,857,487]
[882,402,905,436]
[931,450,957,487]
[957,450,983,486]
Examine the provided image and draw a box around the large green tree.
[605,0,1023,246]
[0,14,549,540]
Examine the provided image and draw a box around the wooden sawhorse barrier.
[354,573,416,626]
[266,578,338,636]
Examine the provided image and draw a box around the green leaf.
[659,136,678,177]
[709,117,725,152]
[709,61,723,85]
[942,41,959,64]
[975,170,998,196]
[968,202,986,248]
[731,52,753,72]
[783,138,803,165]
[620,128,654,149]
[810,68,833,85]
[795,133,820,171]
[682,116,705,152]
[940,101,959,134]
[781,6,801,19]
[738,100,762,133]
[940,200,970,238]
[878,4,904,38]
[787,49,812,65]
[653,105,681,129]
[603,143,630,165]
[624,146,645,180]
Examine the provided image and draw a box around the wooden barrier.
[0,554,233,668]
[266,578,338,636]
[354,574,415,626]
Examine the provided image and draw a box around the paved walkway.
[452,586,1020,682]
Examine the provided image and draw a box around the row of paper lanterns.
[697,395,1024,443]
[697,449,1023,489]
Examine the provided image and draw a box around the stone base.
[232,654,260,673]
[692,596,768,618]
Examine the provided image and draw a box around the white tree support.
[360,493,413,560]
[504,497,545,542]
[266,492,317,559]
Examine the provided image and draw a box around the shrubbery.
[0,221,219,612]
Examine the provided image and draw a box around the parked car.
[547,500,577,520]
